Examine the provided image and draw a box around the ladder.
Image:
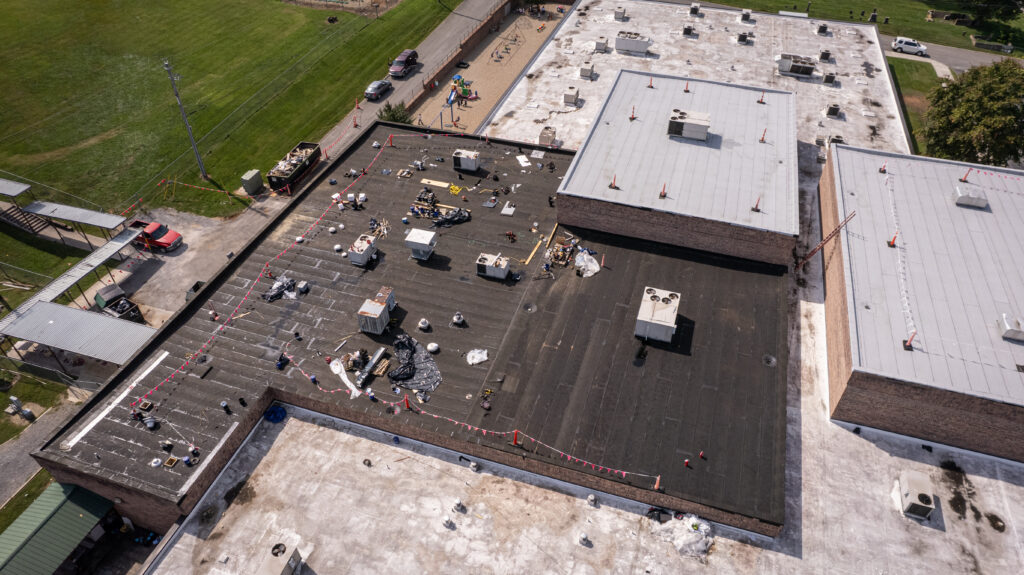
[796,210,856,270]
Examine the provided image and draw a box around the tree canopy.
[957,0,1024,24]
[923,59,1024,166]
[376,101,413,124]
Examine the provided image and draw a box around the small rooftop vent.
[595,36,608,52]
[998,313,1024,343]
[738,32,749,44]
[668,109,710,141]
[817,23,828,35]
[953,183,989,209]
[614,6,626,20]
[820,49,831,61]
[777,54,817,75]
[564,86,579,106]
[741,9,751,22]
[580,62,594,79]
[690,3,701,16]
[539,126,557,146]
[683,24,694,36]
[826,103,841,117]
[823,72,836,84]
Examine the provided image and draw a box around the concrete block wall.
[556,194,797,266]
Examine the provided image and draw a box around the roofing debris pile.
[261,276,296,302]
[387,334,442,392]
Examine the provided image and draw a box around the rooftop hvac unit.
[374,286,396,311]
[741,9,751,22]
[614,6,626,20]
[349,234,377,267]
[683,24,694,36]
[595,36,608,52]
[823,72,836,84]
[998,313,1024,342]
[477,253,511,280]
[737,32,749,44]
[564,86,579,106]
[358,299,389,335]
[690,3,701,15]
[405,229,437,260]
[539,126,557,146]
[580,62,594,79]
[826,103,841,117]
[898,471,935,520]
[452,149,480,172]
[820,49,832,61]
[817,23,828,35]
[668,109,710,141]
[615,31,652,53]
[635,287,680,343]
[256,543,302,575]
[953,183,989,209]
[241,169,264,196]
[777,53,816,75]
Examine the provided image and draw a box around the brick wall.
[834,370,1024,462]
[556,195,797,266]
[818,149,853,414]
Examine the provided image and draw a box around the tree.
[957,0,1024,24]
[376,101,413,124]
[923,59,1024,166]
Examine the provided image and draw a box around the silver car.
[364,79,392,101]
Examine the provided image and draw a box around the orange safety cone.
[684,459,691,468]
[760,128,767,143]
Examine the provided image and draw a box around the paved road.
[318,0,506,156]
[879,33,1021,75]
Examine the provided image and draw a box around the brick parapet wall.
[818,149,853,414]
[556,195,796,266]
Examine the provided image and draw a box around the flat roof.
[831,144,1024,405]
[0,227,141,333]
[1,302,156,364]
[0,178,30,198]
[21,201,125,229]
[37,124,788,528]
[559,70,798,236]
[484,0,908,155]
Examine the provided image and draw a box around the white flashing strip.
[66,350,169,448]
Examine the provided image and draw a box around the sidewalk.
[0,394,86,505]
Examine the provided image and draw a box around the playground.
[410,3,565,132]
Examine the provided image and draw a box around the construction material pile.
[261,276,296,302]
[387,334,442,391]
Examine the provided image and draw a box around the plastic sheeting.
[432,208,471,228]
[466,349,488,365]
[387,334,442,391]
[574,252,601,278]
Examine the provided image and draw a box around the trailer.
[267,142,321,192]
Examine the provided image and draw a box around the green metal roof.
[0,483,112,575]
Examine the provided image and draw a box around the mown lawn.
[0,0,460,218]
[713,1,1024,55]
[887,57,943,154]
[0,469,53,532]
[0,373,66,444]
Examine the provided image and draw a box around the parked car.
[389,49,418,78]
[364,79,392,101]
[891,37,927,56]
[129,220,183,252]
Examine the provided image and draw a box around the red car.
[130,220,183,252]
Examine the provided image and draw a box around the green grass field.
[714,1,1024,55]
[0,0,459,218]
[887,57,943,154]
[0,470,53,532]
[0,374,66,444]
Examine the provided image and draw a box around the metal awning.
[0,482,112,575]
[0,302,155,364]
[0,226,141,333]
[21,201,125,229]
[0,178,30,198]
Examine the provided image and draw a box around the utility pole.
[163,60,208,180]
